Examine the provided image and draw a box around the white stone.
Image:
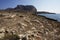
[20,22,27,26]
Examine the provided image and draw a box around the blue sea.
[38,14,60,22]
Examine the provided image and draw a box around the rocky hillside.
[0,5,60,40]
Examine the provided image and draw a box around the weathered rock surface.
[0,5,60,40]
[0,11,60,40]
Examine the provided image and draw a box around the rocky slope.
[0,5,60,40]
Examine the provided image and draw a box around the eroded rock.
[0,6,60,40]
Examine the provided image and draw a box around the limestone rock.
[0,5,60,40]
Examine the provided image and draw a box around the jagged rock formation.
[5,5,37,14]
[0,5,60,40]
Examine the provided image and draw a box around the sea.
[38,14,60,22]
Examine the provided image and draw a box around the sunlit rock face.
[0,5,60,40]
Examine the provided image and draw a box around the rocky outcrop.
[5,5,37,14]
[0,5,60,40]
[0,11,60,40]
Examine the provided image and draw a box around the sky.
[0,0,60,13]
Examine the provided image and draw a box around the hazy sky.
[0,0,60,13]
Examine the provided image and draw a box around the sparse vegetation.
[0,5,59,40]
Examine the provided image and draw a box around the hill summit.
[5,5,37,14]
